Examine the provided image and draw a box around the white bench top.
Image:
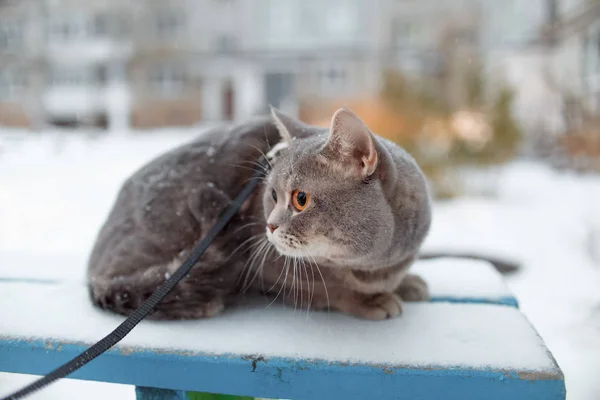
[0,259,563,400]
[0,281,548,370]
[413,258,517,306]
[0,278,563,400]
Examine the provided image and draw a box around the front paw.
[342,292,403,320]
[396,273,429,302]
[364,292,403,320]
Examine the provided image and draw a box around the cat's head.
[262,107,429,269]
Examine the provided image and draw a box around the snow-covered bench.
[0,259,565,400]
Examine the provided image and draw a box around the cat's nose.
[267,224,278,233]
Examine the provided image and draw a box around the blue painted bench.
[0,259,565,400]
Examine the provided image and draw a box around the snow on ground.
[425,162,600,400]
[1,130,600,399]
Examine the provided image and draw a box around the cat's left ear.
[270,106,297,144]
[325,107,378,177]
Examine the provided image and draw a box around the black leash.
[2,156,270,400]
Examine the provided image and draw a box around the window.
[596,31,600,73]
[0,20,24,50]
[453,28,476,45]
[0,71,26,100]
[214,35,238,53]
[50,70,77,86]
[268,0,295,37]
[299,2,319,37]
[323,0,357,37]
[392,18,419,47]
[107,13,129,38]
[265,72,294,109]
[155,11,183,38]
[96,64,107,84]
[47,15,85,43]
[93,13,108,37]
[546,0,558,25]
[318,66,347,89]
[47,13,103,43]
[0,73,10,99]
[49,67,94,87]
[148,64,186,96]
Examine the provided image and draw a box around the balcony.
[45,11,133,63]
[42,86,106,118]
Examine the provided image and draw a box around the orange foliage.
[559,133,600,158]
[299,97,421,145]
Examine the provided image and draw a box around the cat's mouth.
[266,229,306,258]
[269,240,307,259]
[273,244,307,258]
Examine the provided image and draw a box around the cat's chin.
[266,230,347,263]
[268,237,339,264]
[267,237,309,259]
[270,240,366,268]
[271,243,306,259]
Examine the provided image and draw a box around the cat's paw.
[396,273,429,302]
[355,292,403,320]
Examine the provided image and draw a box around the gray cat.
[87,108,512,320]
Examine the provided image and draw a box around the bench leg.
[186,392,255,400]
[135,386,188,400]
[136,387,258,400]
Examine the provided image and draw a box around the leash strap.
[2,156,270,400]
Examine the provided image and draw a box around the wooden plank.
[0,336,565,400]
[0,280,563,400]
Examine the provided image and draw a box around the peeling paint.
[241,355,267,372]
[120,347,135,356]
[519,370,564,381]
[274,367,288,384]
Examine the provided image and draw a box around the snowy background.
[0,129,600,399]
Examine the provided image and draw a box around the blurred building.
[0,0,571,131]
[43,0,133,130]
[542,0,600,112]
[0,0,44,128]
[0,0,132,130]
[482,0,600,137]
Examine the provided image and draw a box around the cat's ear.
[325,107,378,177]
[270,106,295,144]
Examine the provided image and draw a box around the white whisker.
[291,257,297,313]
[268,256,290,308]
[230,163,268,175]
[242,239,271,292]
[302,244,329,313]
[301,257,312,318]
[247,143,274,170]
[228,234,263,267]
[247,240,272,293]
[295,257,301,313]
[298,257,304,312]
[239,237,268,289]
[266,254,286,293]
[232,221,263,234]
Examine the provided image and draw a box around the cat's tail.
[417,252,521,274]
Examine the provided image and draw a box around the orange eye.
[291,190,309,211]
